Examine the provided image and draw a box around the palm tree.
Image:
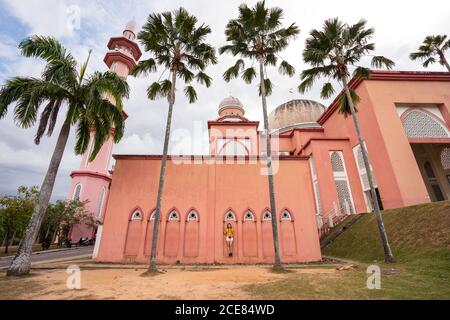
[132,7,217,271]
[0,36,129,276]
[298,18,396,263]
[220,1,299,268]
[410,35,450,72]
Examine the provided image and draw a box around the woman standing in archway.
[224,223,234,257]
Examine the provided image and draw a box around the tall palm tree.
[298,18,395,263]
[0,36,129,276]
[220,1,299,268]
[410,35,450,72]
[132,7,217,271]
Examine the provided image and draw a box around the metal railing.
[316,201,352,239]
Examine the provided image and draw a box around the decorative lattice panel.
[402,110,449,138]
[331,152,345,172]
[441,147,450,170]
[313,181,323,214]
[334,180,354,214]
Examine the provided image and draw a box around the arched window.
[131,210,142,221]
[149,210,156,221]
[96,187,106,219]
[243,211,255,222]
[281,210,292,221]
[187,210,199,222]
[217,138,250,156]
[331,151,345,172]
[262,211,272,221]
[72,184,82,201]
[224,211,236,222]
[440,147,450,170]
[402,109,449,138]
[168,210,180,221]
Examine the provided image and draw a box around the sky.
[0,0,449,201]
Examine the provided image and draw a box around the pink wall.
[96,156,322,264]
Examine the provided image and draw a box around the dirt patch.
[1,266,326,300]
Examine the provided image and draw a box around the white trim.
[187,210,199,222]
[131,210,142,221]
[96,187,107,219]
[168,210,180,221]
[262,211,272,221]
[281,210,292,221]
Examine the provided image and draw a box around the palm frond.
[131,58,157,76]
[223,59,245,82]
[320,82,335,99]
[338,89,360,116]
[195,71,212,87]
[259,78,273,96]
[184,85,198,103]
[242,67,257,84]
[371,56,395,69]
[278,60,295,76]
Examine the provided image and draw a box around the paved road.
[0,246,94,269]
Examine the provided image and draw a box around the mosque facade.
[67,22,450,264]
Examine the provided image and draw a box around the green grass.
[243,201,450,299]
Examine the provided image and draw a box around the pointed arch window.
[168,210,180,221]
[243,211,255,222]
[149,210,156,221]
[131,210,142,221]
[262,211,272,221]
[402,109,449,138]
[96,187,106,219]
[330,151,355,214]
[281,210,292,221]
[224,211,236,222]
[187,210,199,222]
[73,184,82,201]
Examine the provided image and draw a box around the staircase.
[316,203,365,249]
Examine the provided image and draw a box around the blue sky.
[0,0,449,201]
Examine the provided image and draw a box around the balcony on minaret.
[104,20,142,79]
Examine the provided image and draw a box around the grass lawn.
[243,201,450,299]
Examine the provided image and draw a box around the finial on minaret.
[123,19,137,41]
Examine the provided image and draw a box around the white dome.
[269,99,326,132]
[218,96,245,116]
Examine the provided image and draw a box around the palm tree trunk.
[149,71,177,270]
[259,59,282,267]
[341,76,395,263]
[7,120,71,276]
[438,51,450,72]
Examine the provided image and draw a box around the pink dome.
[218,96,245,116]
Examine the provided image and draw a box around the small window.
[281,210,292,221]
[225,211,236,221]
[244,211,255,222]
[131,210,142,221]
[149,211,156,221]
[73,184,82,201]
[262,211,272,221]
[187,211,199,222]
[168,211,180,221]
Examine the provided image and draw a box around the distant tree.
[40,199,92,246]
[220,0,299,268]
[0,36,129,276]
[0,186,39,254]
[132,7,217,271]
[410,35,450,72]
[298,18,396,263]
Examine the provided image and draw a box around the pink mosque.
[67,22,450,264]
